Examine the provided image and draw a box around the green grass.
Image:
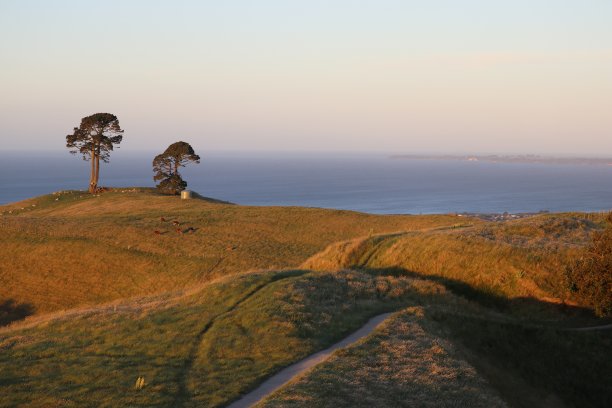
[0,269,455,407]
[0,271,274,407]
[186,270,451,407]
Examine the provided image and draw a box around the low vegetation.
[0,269,457,407]
[424,307,612,408]
[261,304,612,408]
[1,192,610,407]
[0,189,461,317]
[565,213,612,316]
[303,214,609,318]
[259,308,507,408]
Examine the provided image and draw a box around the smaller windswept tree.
[153,141,200,194]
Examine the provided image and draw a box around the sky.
[1,0,611,155]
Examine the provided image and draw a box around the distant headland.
[390,154,612,166]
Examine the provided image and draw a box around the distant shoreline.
[390,154,612,166]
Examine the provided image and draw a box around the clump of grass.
[134,376,146,390]
[473,214,602,248]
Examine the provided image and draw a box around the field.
[0,188,461,316]
[1,190,610,407]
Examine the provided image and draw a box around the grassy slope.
[1,192,610,408]
[0,269,460,408]
[423,307,612,408]
[259,308,508,408]
[303,214,606,318]
[0,189,465,315]
[260,304,612,408]
[268,213,611,408]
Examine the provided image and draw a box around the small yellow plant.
[135,376,145,390]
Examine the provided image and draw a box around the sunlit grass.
[1,190,609,407]
[303,214,604,317]
[0,189,463,316]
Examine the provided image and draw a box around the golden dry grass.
[1,191,609,408]
[302,214,604,314]
[0,189,466,316]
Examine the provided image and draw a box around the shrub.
[565,213,612,316]
[156,174,187,195]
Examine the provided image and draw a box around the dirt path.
[226,312,394,408]
[566,323,612,331]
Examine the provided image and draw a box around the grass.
[260,304,612,408]
[186,270,450,407]
[423,307,612,408]
[0,268,458,407]
[1,190,610,407]
[259,308,507,408]
[0,271,274,407]
[0,188,465,317]
[303,214,606,318]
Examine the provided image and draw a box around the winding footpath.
[227,312,393,408]
[567,323,612,331]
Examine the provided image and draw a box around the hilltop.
[0,190,610,407]
[0,188,464,317]
[391,154,612,166]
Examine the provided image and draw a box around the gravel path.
[227,312,393,408]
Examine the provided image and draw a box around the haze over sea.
[1,151,610,214]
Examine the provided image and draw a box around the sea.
[0,151,611,214]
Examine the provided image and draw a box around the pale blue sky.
[1,0,611,154]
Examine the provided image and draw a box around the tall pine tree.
[66,113,124,193]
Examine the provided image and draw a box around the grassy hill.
[0,189,464,317]
[1,190,610,407]
[0,269,462,407]
[260,304,611,408]
[303,213,607,319]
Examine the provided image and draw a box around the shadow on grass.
[0,299,35,326]
[426,304,612,408]
[361,266,600,321]
[360,267,611,408]
[147,188,235,204]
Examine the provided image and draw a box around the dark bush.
[565,213,612,317]
[156,174,187,195]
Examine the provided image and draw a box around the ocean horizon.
[0,151,610,215]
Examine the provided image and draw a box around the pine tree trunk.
[174,159,181,195]
[94,151,100,192]
[89,147,96,193]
